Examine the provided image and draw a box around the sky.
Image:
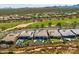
[0,0,79,8]
[0,4,78,8]
[0,4,73,8]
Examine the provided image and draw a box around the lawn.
[31,18,79,27]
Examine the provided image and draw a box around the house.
[34,30,48,40]
[71,29,79,36]
[0,16,4,20]
[59,29,75,38]
[0,32,8,39]
[17,30,33,40]
[33,30,48,44]
[48,30,61,38]
[16,30,35,47]
[0,33,20,48]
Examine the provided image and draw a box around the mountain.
[72,4,79,8]
[45,4,79,8]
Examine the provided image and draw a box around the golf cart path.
[3,22,34,32]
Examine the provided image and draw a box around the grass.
[31,18,79,27]
[0,20,31,30]
[0,18,79,30]
[51,39,62,43]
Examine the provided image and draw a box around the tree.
[41,24,44,28]
[0,40,6,44]
[8,51,14,54]
[56,22,62,29]
[6,41,14,45]
[48,22,52,27]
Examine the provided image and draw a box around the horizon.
[0,4,78,8]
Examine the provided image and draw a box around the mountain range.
[45,4,79,8]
